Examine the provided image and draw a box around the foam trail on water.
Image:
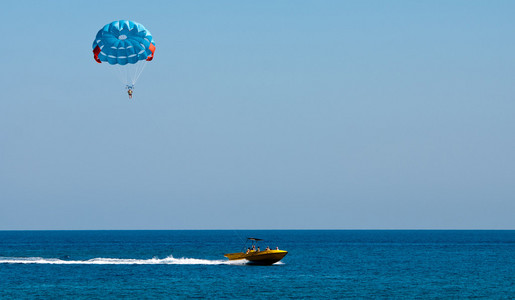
[0,255,246,265]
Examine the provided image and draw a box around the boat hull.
[224,250,287,265]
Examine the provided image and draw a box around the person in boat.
[276,247,279,250]
[257,247,260,252]
[252,245,256,251]
[266,246,270,251]
[246,248,250,254]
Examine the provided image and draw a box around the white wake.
[0,255,246,265]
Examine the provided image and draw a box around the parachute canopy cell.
[92,20,155,65]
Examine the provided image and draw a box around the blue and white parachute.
[92,20,155,88]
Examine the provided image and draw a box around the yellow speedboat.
[224,238,288,265]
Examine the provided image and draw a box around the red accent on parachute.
[146,43,156,61]
[93,46,102,63]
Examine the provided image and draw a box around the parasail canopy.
[92,20,156,90]
[92,20,155,65]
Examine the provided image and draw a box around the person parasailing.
[127,85,134,99]
[92,20,156,99]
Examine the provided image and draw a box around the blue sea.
[1,230,514,298]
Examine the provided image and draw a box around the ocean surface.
[1,230,514,298]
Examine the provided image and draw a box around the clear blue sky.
[1,0,514,229]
